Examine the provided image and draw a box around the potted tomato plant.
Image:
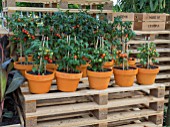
[25,36,54,94]
[54,36,83,92]
[7,13,36,76]
[113,18,137,87]
[87,19,112,90]
[137,38,159,85]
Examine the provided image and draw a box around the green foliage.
[116,0,169,13]
[137,42,159,68]
[29,38,53,75]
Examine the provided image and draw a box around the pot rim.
[56,70,82,79]
[25,70,54,81]
[87,69,113,78]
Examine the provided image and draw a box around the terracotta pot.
[137,66,159,85]
[46,63,58,70]
[103,60,114,69]
[87,69,112,90]
[14,62,33,77]
[128,59,136,67]
[25,70,54,94]
[18,56,33,62]
[55,71,82,92]
[76,64,89,78]
[113,67,138,87]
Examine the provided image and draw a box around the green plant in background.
[137,41,159,69]
[0,36,25,122]
[116,0,169,13]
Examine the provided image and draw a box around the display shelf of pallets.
[17,77,165,127]
[129,30,170,104]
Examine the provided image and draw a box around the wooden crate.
[107,12,134,22]
[165,14,170,30]
[17,77,165,127]
[134,22,165,31]
[134,13,166,22]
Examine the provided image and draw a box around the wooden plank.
[156,73,170,79]
[134,13,166,22]
[0,27,9,34]
[26,96,164,118]
[130,48,170,54]
[129,39,170,44]
[134,30,170,35]
[116,122,162,127]
[134,22,165,31]
[21,84,164,101]
[5,7,113,13]
[112,12,134,21]
[1,124,21,127]
[37,109,162,127]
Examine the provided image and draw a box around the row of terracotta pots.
[25,66,159,94]
[14,58,159,94]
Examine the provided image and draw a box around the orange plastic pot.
[14,62,33,77]
[55,71,82,92]
[128,59,136,67]
[137,66,159,85]
[25,70,54,94]
[113,67,138,87]
[18,56,33,62]
[103,60,114,69]
[76,64,89,78]
[87,69,112,90]
[46,63,58,70]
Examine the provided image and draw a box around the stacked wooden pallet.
[17,77,165,127]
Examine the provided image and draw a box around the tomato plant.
[137,41,159,69]
[113,17,135,70]
[28,36,53,75]
[7,13,37,64]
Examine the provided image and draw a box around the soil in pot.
[14,62,33,77]
[25,70,54,94]
[113,67,138,87]
[137,65,159,85]
[103,59,114,69]
[87,69,112,90]
[76,63,89,78]
[55,70,82,92]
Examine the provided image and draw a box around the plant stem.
[95,37,99,50]
[20,41,22,64]
[0,43,4,63]
[147,41,150,69]
[122,42,125,70]
[126,43,129,70]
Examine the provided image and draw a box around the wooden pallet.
[17,78,165,127]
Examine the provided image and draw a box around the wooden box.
[134,22,165,31]
[110,12,134,22]
[135,13,166,22]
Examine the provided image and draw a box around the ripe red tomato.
[74,55,77,59]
